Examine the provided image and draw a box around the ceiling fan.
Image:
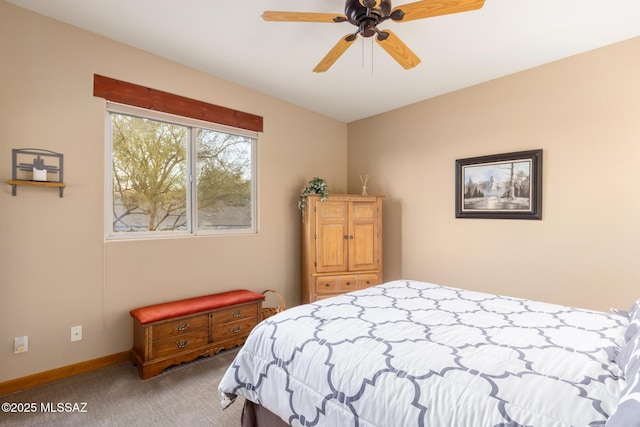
[262,0,486,72]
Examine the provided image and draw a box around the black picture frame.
[455,149,542,220]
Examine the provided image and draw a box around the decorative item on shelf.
[297,176,329,216]
[261,289,286,320]
[32,167,47,181]
[8,148,65,197]
[360,174,369,195]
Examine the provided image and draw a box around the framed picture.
[455,149,542,219]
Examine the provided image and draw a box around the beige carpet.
[0,348,244,426]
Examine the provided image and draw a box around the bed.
[219,280,640,426]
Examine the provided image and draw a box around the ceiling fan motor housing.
[345,0,392,37]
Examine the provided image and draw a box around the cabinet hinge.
[314,261,317,267]
[314,233,317,240]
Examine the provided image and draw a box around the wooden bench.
[129,289,265,379]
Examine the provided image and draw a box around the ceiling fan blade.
[262,11,346,23]
[392,0,485,22]
[375,29,421,69]
[313,34,359,73]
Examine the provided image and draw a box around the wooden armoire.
[301,194,383,303]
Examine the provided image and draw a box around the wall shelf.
[9,148,65,197]
[8,179,66,197]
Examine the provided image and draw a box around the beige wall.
[348,37,640,312]
[0,1,347,382]
[2,0,639,384]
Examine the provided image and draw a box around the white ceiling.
[7,0,640,122]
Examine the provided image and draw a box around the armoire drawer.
[358,274,380,289]
[315,277,340,293]
[315,275,359,294]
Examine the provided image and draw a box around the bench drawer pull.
[175,339,189,349]
[231,326,241,333]
[175,322,190,331]
[231,310,242,318]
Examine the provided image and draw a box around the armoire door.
[315,200,348,273]
[348,201,379,271]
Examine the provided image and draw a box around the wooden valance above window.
[93,74,263,133]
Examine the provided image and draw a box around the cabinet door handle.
[175,322,190,331]
[344,235,349,240]
[231,310,242,318]
[349,235,354,240]
[175,339,189,349]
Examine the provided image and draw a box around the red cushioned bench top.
[130,289,265,324]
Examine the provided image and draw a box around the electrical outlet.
[70,325,82,342]
[14,336,28,353]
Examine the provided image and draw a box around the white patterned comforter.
[219,280,627,426]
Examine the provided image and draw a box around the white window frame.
[105,102,258,240]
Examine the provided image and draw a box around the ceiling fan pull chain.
[361,34,365,69]
[371,37,374,76]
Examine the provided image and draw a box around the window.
[106,103,257,239]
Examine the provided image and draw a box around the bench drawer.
[214,318,258,342]
[213,304,258,326]
[151,329,210,359]
[151,314,209,340]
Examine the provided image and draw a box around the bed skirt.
[242,400,289,427]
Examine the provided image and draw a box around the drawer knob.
[175,322,190,331]
[231,310,242,318]
[325,283,330,287]
[345,282,351,286]
[175,339,189,349]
